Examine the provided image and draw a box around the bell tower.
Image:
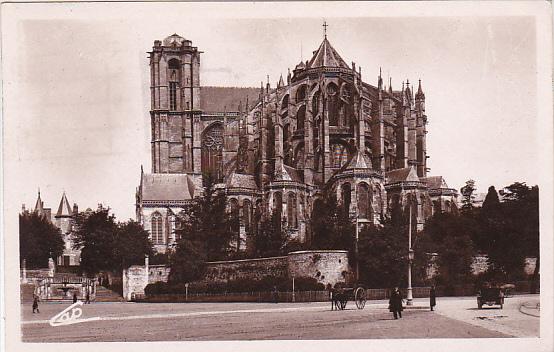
[149,34,202,174]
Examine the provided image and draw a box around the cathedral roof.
[421,176,449,190]
[385,166,419,184]
[344,151,372,170]
[283,165,303,183]
[56,192,72,217]
[162,33,189,47]
[226,172,257,189]
[141,173,196,201]
[200,86,259,113]
[307,38,350,69]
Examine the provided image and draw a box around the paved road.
[433,294,540,337]
[20,296,533,342]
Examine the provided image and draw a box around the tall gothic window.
[297,105,306,131]
[341,183,351,214]
[330,143,349,168]
[287,192,297,229]
[357,183,371,220]
[243,200,252,233]
[312,91,320,116]
[273,192,283,216]
[169,82,178,111]
[151,212,164,245]
[201,124,224,182]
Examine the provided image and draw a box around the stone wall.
[148,264,171,284]
[204,256,288,283]
[121,250,351,301]
[287,250,350,286]
[122,265,148,301]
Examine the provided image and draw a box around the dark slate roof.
[200,87,259,113]
[345,151,372,170]
[284,165,303,183]
[226,172,257,189]
[307,38,349,69]
[56,192,72,217]
[141,173,195,201]
[385,167,419,184]
[421,176,449,190]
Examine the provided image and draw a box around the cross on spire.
[323,21,328,38]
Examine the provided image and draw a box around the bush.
[144,281,171,295]
[145,276,326,295]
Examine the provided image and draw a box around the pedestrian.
[32,294,40,314]
[272,286,279,303]
[430,285,436,311]
[388,287,404,319]
[73,292,78,304]
[85,291,90,304]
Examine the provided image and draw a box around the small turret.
[416,79,425,100]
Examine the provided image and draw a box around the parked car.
[477,287,505,309]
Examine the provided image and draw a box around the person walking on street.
[272,286,279,303]
[73,292,78,304]
[32,294,40,314]
[389,287,404,319]
[430,285,436,311]
[85,291,91,304]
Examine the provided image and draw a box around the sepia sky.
[2,2,548,221]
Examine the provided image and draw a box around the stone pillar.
[48,257,55,278]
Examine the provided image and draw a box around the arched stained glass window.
[151,212,164,245]
[287,192,297,229]
[357,183,371,220]
[201,124,224,182]
[330,143,349,168]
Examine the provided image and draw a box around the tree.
[170,175,235,283]
[357,222,408,288]
[252,210,290,257]
[113,220,154,272]
[310,191,354,251]
[484,182,539,282]
[416,212,475,289]
[73,208,119,275]
[460,179,477,212]
[73,208,153,276]
[19,212,64,268]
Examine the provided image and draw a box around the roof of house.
[385,166,419,184]
[421,176,449,190]
[200,86,259,113]
[141,173,196,201]
[226,172,258,189]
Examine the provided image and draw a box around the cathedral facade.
[136,33,458,254]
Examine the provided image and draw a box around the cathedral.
[136,32,458,254]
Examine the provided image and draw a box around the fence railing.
[135,282,539,303]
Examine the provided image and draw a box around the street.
[21,295,539,342]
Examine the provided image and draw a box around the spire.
[34,188,45,215]
[278,74,284,88]
[56,191,72,217]
[389,77,393,94]
[323,20,328,39]
[287,68,291,85]
[245,96,249,113]
[378,67,383,90]
[416,79,425,99]
[266,75,270,94]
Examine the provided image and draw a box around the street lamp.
[406,193,414,306]
[355,216,360,282]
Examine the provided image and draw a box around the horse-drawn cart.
[332,286,367,310]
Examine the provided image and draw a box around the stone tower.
[149,34,202,174]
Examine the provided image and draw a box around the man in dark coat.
[389,287,404,319]
[32,294,40,314]
[73,292,78,304]
[430,285,436,311]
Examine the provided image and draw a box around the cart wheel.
[355,287,367,309]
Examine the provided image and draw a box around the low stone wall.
[204,256,288,283]
[122,250,351,301]
[288,250,349,286]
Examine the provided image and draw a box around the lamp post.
[355,216,360,282]
[406,194,414,306]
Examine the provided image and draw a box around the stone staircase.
[94,285,126,302]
